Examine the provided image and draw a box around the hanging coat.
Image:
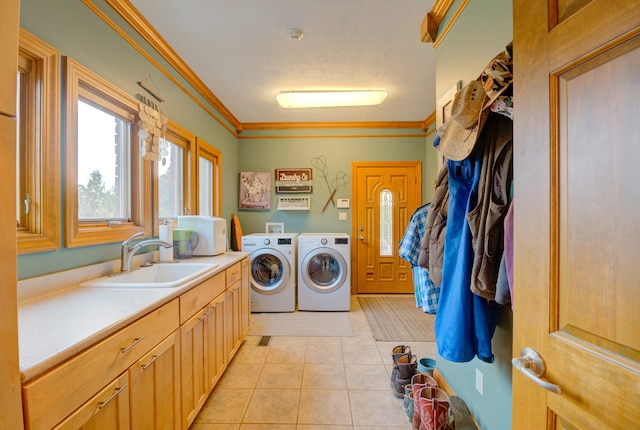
[466,114,513,301]
[399,204,440,314]
[435,115,503,364]
[417,165,449,286]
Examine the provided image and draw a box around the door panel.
[352,162,421,294]
[513,0,640,428]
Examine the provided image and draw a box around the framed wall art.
[275,168,313,193]
[239,171,271,210]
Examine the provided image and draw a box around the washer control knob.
[321,238,328,245]
[263,239,271,245]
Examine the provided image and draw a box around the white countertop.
[18,252,248,382]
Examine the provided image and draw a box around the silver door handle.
[512,347,562,394]
[359,235,365,241]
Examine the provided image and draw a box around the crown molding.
[242,120,429,131]
[104,0,243,134]
[99,0,435,135]
[421,0,454,42]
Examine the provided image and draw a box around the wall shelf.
[277,196,311,210]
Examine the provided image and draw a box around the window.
[16,29,60,254]
[156,121,194,225]
[379,188,393,256]
[64,58,150,247]
[196,138,222,217]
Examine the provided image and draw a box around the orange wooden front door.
[352,161,421,294]
[512,1,640,428]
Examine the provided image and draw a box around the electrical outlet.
[338,212,347,220]
[475,368,484,396]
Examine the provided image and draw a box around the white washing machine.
[241,233,297,312]
[297,233,351,311]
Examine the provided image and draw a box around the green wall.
[18,0,239,279]
[237,129,436,235]
[433,1,514,429]
[17,0,437,279]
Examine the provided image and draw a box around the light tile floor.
[191,296,438,430]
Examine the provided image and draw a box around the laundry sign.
[275,168,313,193]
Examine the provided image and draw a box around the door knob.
[512,347,562,394]
[359,235,365,241]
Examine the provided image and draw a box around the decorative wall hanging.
[239,171,271,210]
[137,95,168,164]
[275,168,313,193]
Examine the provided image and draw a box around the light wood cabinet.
[225,280,241,361]
[240,258,250,338]
[21,257,251,430]
[52,372,130,430]
[206,294,226,389]
[180,261,250,429]
[180,304,210,428]
[129,330,181,430]
[22,299,179,430]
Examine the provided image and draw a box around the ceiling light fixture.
[276,90,388,109]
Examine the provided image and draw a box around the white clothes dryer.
[297,233,351,311]
[241,233,297,312]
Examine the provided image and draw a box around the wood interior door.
[513,1,640,428]
[352,161,421,294]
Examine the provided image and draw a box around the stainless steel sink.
[78,263,216,288]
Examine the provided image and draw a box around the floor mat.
[357,296,435,342]
[249,311,354,337]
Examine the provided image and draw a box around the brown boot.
[393,353,417,398]
[389,345,411,389]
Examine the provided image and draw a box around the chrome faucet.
[120,232,173,273]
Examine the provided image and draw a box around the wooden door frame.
[351,161,422,295]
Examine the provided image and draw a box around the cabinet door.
[206,294,226,390]
[240,258,250,338]
[180,308,209,429]
[130,330,181,430]
[225,282,242,361]
[53,373,130,430]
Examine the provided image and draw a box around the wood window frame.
[153,120,195,234]
[17,29,61,254]
[195,138,222,217]
[64,57,151,247]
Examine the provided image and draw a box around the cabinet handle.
[198,309,209,321]
[141,354,160,370]
[120,336,145,353]
[98,384,128,409]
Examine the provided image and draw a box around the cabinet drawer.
[226,262,242,288]
[52,372,130,430]
[22,299,179,430]
[180,272,225,324]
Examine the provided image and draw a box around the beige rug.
[249,311,353,337]
[357,296,436,342]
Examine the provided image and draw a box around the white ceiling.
[129,0,437,125]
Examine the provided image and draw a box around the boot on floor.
[411,373,438,429]
[389,345,412,389]
[393,353,417,398]
[416,385,449,430]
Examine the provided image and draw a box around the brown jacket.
[467,113,513,301]
[417,165,449,286]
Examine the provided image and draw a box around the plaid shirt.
[399,204,440,314]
